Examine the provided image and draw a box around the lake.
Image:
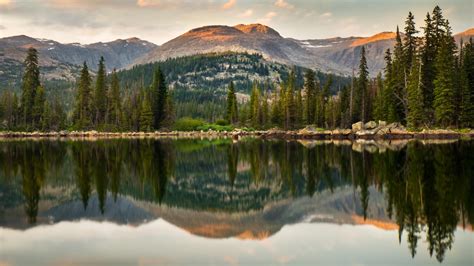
[0,138,473,266]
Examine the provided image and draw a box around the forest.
[0,5,472,132]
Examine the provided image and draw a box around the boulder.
[298,125,319,135]
[378,120,387,127]
[364,121,377,129]
[351,121,364,132]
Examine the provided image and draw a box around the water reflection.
[0,138,473,263]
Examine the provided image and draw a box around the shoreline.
[0,128,472,140]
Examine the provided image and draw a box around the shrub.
[174,117,205,131]
[215,119,229,126]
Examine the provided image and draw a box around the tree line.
[0,48,175,132]
[72,56,174,131]
[226,5,473,130]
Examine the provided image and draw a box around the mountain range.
[0,24,472,85]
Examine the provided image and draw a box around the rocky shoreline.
[0,121,472,140]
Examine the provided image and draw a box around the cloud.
[258,11,277,24]
[238,9,253,18]
[222,0,236,10]
[320,12,332,18]
[0,0,11,6]
[137,0,160,7]
[274,0,293,9]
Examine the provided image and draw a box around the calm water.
[0,138,473,266]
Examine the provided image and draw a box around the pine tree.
[73,62,92,129]
[261,92,269,128]
[32,86,45,129]
[393,26,408,122]
[295,89,303,128]
[94,56,107,126]
[383,49,398,122]
[151,67,168,129]
[459,38,474,127]
[356,46,369,122]
[271,90,283,127]
[162,93,175,129]
[250,82,261,127]
[407,56,424,129]
[403,11,419,70]
[304,69,316,124]
[284,71,296,129]
[420,12,436,117]
[373,72,386,121]
[139,95,153,132]
[322,75,333,126]
[41,101,52,131]
[433,34,456,127]
[20,47,41,129]
[226,81,238,124]
[108,69,121,129]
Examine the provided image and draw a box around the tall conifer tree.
[94,56,107,126]
[21,47,41,128]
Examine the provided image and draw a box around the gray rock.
[351,122,364,131]
[364,121,377,129]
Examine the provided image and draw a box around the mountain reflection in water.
[0,138,473,264]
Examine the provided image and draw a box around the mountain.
[134,24,399,76]
[300,32,398,75]
[134,23,344,75]
[0,25,472,88]
[136,24,474,77]
[454,28,474,44]
[0,35,156,85]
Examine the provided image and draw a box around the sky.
[0,0,472,45]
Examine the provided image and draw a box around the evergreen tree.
[20,47,41,129]
[261,92,269,128]
[162,93,175,129]
[94,56,107,126]
[41,101,52,131]
[459,38,474,127]
[108,69,121,129]
[271,90,283,127]
[383,49,398,122]
[433,33,456,126]
[284,71,296,129]
[356,46,369,122]
[226,81,238,124]
[304,69,316,124]
[403,11,419,69]
[373,72,386,121]
[151,67,168,129]
[295,89,303,128]
[250,82,261,127]
[407,56,424,129]
[139,94,153,132]
[32,86,45,129]
[321,75,333,126]
[73,62,92,129]
[393,26,408,122]
[420,12,437,117]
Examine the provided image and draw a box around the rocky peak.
[350,31,397,47]
[233,23,281,37]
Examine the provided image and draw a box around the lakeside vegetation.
[0,6,472,133]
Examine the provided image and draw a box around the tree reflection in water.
[0,138,472,262]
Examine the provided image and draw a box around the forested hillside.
[118,52,350,120]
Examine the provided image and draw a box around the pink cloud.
[222,0,236,10]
